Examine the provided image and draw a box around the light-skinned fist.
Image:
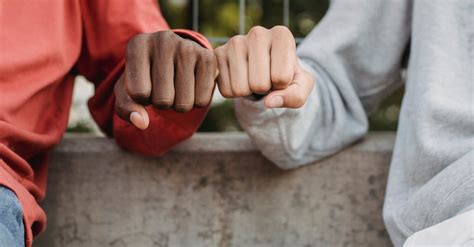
[214,26,314,108]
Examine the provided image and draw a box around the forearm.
[235,59,368,169]
[235,0,410,168]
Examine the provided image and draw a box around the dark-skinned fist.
[114,30,217,130]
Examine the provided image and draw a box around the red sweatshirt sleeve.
[77,0,212,155]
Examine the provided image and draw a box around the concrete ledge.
[35,132,395,247]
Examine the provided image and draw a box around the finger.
[125,34,152,105]
[195,50,217,107]
[215,45,233,98]
[270,26,296,90]
[151,31,176,109]
[264,64,314,109]
[247,26,272,94]
[174,42,197,112]
[115,76,150,130]
[227,35,251,97]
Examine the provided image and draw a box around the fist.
[115,30,217,130]
[215,26,314,108]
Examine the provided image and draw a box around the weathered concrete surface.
[34,132,395,247]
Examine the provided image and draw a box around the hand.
[115,30,217,130]
[214,26,314,108]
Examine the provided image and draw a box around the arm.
[77,0,215,155]
[229,0,411,168]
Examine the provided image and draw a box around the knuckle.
[200,51,215,66]
[219,90,233,98]
[129,90,150,102]
[292,92,306,108]
[179,42,197,55]
[248,26,269,42]
[232,87,250,97]
[307,70,316,84]
[249,82,271,94]
[228,35,246,49]
[152,30,175,49]
[115,102,128,116]
[152,98,174,109]
[214,46,226,57]
[155,30,174,39]
[271,26,295,49]
[271,71,293,86]
[214,47,228,63]
[194,98,210,108]
[114,81,122,92]
[218,85,233,98]
[271,25,292,36]
[308,76,316,88]
[127,34,149,55]
[174,104,193,112]
[128,33,149,46]
[222,93,233,98]
[249,25,267,35]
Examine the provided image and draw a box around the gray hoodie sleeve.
[234,0,411,169]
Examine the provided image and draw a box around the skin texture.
[114,30,217,130]
[215,26,315,108]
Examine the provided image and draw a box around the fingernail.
[267,96,284,108]
[130,112,147,130]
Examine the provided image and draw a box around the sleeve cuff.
[235,96,268,113]
[173,29,213,50]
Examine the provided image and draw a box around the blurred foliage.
[368,87,404,131]
[67,121,94,133]
[198,100,242,132]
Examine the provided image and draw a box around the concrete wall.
[35,132,395,247]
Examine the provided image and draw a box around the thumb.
[115,76,150,130]
[264,64,314,109]
[129,109,149,130]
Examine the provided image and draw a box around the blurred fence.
[191,0,304,43]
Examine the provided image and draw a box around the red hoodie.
[0,1,211,246]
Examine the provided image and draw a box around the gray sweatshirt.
[234,0,474,246]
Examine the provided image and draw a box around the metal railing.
[191,0,303,44]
